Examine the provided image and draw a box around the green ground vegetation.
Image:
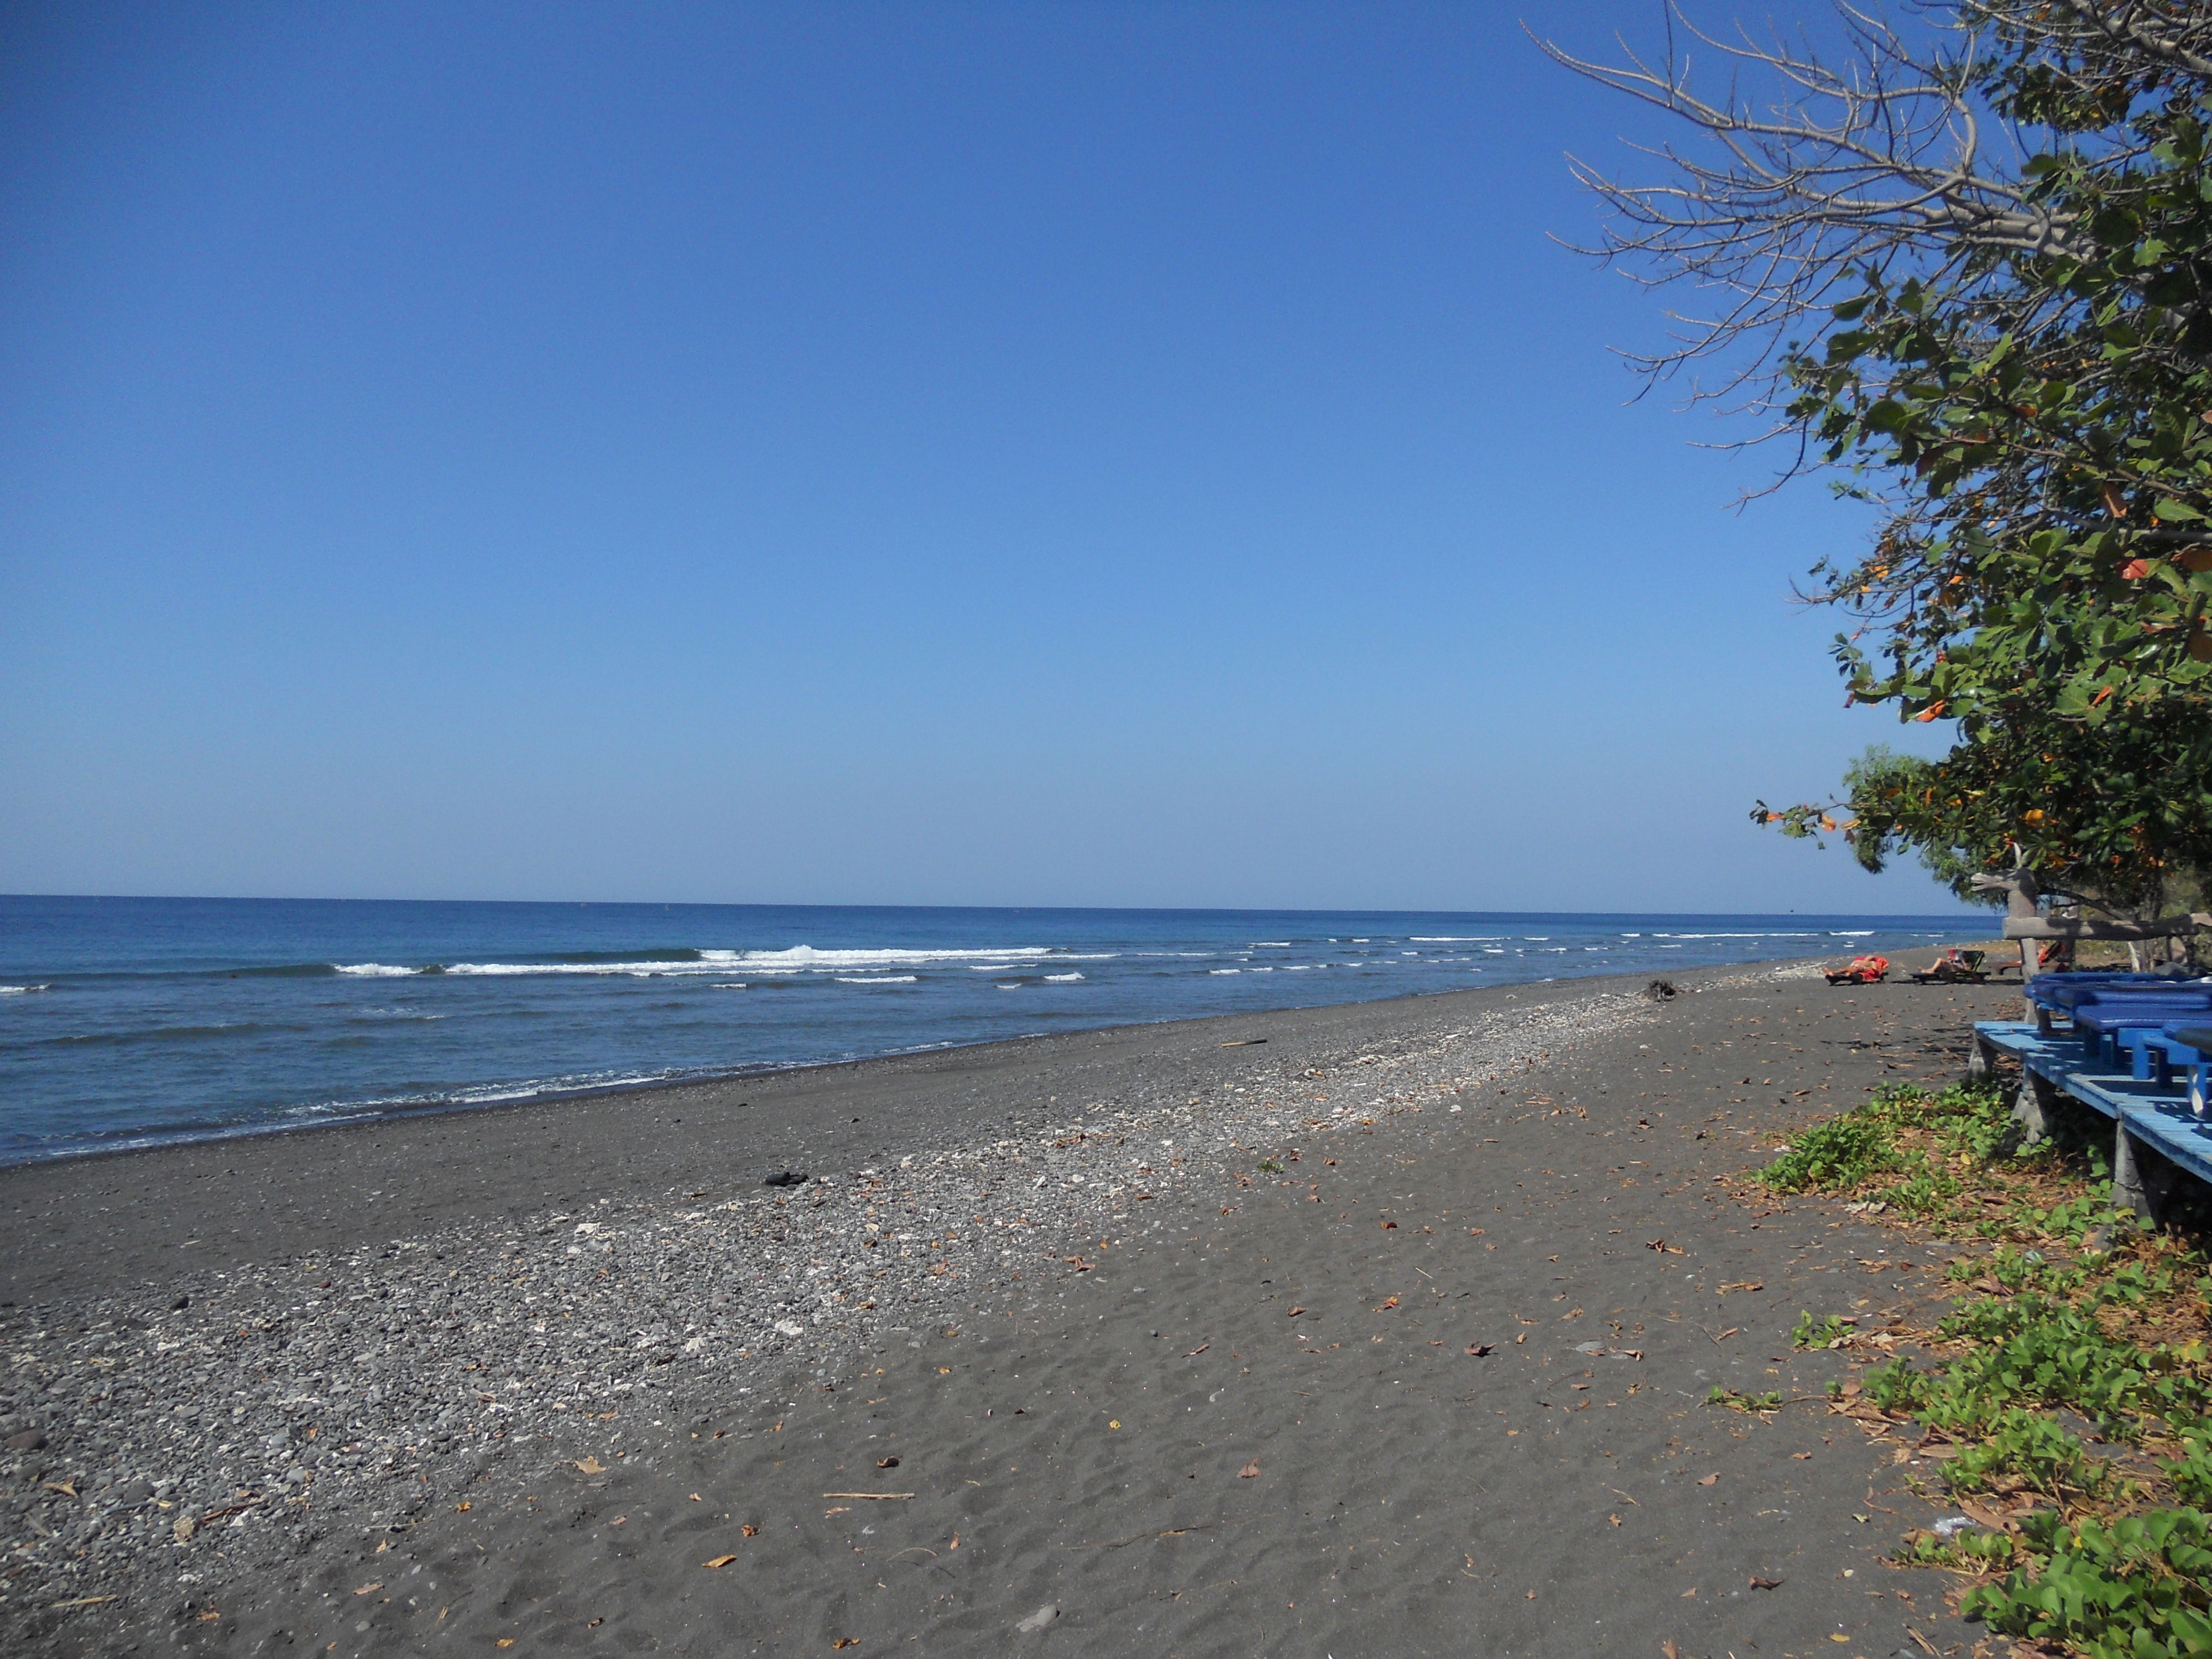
[1705,1384,1787,1414]
[1750,1077,2212,1657]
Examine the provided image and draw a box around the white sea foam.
[1408,936,1502,942]
[337,944,1104,979]
[1044,972,1084,983]
[1209,968,1240,975]
[710,982,748,990]
[730,945,1093,969]
[1650,932,1821,941]
[0,984,51,995]
[1251,941,1292,948]
[835,975,918,985]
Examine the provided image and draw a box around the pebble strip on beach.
[0,976,1747,1648]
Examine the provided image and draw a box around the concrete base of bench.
[2013,1069,2059,1145]
[2116,1124,2183,1220]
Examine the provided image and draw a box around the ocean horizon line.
[0,891,1992,921]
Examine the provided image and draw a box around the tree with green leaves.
[1787,720,2212,916]
[1543,2,2212,920]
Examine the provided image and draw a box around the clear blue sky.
[0,1,1969,914]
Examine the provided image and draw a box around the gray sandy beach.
[0,963,2024,1656]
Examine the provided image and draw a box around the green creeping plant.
[1791,1311,1853,1350]
[1760,1113,1897,1193]
[1705,1386,1784,1413]
[1963,1509,2212,1659]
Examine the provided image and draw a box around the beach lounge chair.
[1910,948,1989,984]
[1824,955,1889,986]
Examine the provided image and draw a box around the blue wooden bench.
[1972,1018,2212,1218]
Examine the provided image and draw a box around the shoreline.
[2,914,1987,1172]
[2,957,2029,1657]
[0,963,1738,1305]
[0,971,1644,1175]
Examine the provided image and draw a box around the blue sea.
[0,896,1984,1165]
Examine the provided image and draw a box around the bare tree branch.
[2025,0,2212,81]
[1533,4,2094,398]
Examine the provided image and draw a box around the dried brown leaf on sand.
[1239,1461,1261,1479]
[1466,1343,1494,1357]
[1750,1575,1785,1590]
[575,1456,607,1475]
[703,1556,738,1569]
[1696,1474,1719,1486]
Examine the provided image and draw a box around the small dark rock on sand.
[1642,979,1678,1001]
[761,1170,808,1188]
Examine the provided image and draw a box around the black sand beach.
[0,963,2026,1656]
